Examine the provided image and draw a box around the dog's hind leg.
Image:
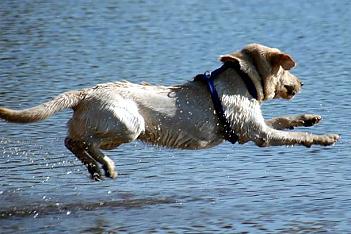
[64,138,103,181]
[66,92,145,179]
[265,114,322,130]
[86,144,117,179]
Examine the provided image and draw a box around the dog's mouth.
[287,91,297,99]
[286,94,296,100]
[284,85,299,99]
[274,86,299,100]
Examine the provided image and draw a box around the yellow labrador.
[0,43,339,180]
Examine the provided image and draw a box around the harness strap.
[194,61,258,144]
[224,61,258,100]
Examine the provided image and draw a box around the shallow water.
[1,0,351,233]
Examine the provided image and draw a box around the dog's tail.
[0,90,85,123]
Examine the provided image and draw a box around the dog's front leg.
[253,127,340,147]
[265,114,321,130]
[224,97,338,147]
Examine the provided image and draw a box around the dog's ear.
[218,53,241,63]
[269,52,296,70]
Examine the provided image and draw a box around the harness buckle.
[204,71,212,79]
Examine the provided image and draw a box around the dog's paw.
[320,134,340,146]
[294,114,321,127]
[311,134,340,147]
[102,164,118,179]
[91,172,103,181]
[102,158,118,179]
[302,133,340,147]
[302,114,322,127]
[87,165,103,181]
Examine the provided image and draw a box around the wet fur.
[0,44,339,180]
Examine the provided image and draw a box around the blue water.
[1,1,350,233]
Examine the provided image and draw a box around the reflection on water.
[1,0,351,233]
[0,196,176,219]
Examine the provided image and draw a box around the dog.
[0,43,340,180]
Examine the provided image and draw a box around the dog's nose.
[300,81,304,86]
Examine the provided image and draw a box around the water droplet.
[66,211,71,215]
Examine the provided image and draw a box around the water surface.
[1,0,350,233]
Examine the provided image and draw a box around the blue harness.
[194,61,258,144]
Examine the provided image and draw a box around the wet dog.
[0,44,340,180]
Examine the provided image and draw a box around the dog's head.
[219,43,303,101]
